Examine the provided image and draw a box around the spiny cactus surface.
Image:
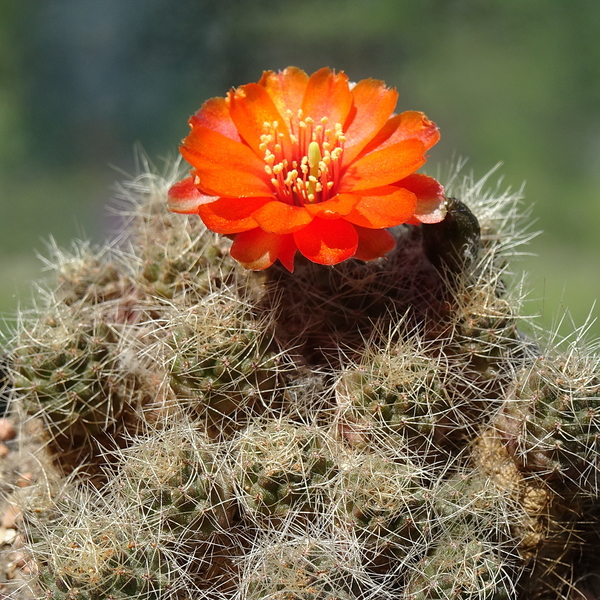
[4,161,600,600]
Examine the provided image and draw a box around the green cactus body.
[167,304,280,424]
[335,351,454,451]
[37,538,176,600]
[243,535,363,600]
[496,355,600,491]
[235,422,339,519]
[118,427,234,543]
[14,316,133,441]
[451,296,519,379]
[56,255,136,310]
[139,231,236,302]
[336,453,432,565]
[404,527,511,600]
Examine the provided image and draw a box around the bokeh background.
[1,0,599,338]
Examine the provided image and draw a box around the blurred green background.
[1,0,599,338]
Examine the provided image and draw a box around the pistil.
[262,112,345,206]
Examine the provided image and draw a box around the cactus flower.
[168,67,446,272]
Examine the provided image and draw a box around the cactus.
[235,421,339,520]
[334,346,456,453]
[21,478,187,600]
[163,300,282,430]
[6,161,600,600]
[403,525,514,600]
[115,421,235,544]
[495,352,600,493]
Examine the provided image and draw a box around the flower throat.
[260,110,345,207]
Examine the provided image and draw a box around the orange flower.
[168,67,446,272]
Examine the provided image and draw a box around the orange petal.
[227,83,291,157]
[258,67,309,120]
[341,139,426,192]
[344,188,417,229]
[167,177,218,214]
[301,68,353,125]
[304,194,358,219]
[189,97,241,141]
[353,226,396,261]
[252,201,313,234]
[359,111,440,157]
[342,79,398,165]
[293,217,358,265]
[230,229,296,271]
[198,197,271,234]
[399,174,447,224]
[181,125,273,197]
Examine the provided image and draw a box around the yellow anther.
[321,116,329,124]
[331,148,343,161]
[305,117,314,125]
[327,181,334,189]
[264,165,273,175]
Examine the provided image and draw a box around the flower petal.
[230,229,296,271]
[227,83,291,157]
[359,111,440,157]
[353,226,396,261]
[252,201,313,234]
[341,139,426,192]
[258,67,309,119]
[293,217,358,265]
[167,176,217,214]
[399,174,447,224]
[301,68,353,125]
[197,197,271,234]
[189,97,241,141]
[181,125,273,197]
[304,194,358,219]
[342,79,398,165]
[344,188,417,228]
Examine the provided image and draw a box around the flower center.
[260,110,345,206]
